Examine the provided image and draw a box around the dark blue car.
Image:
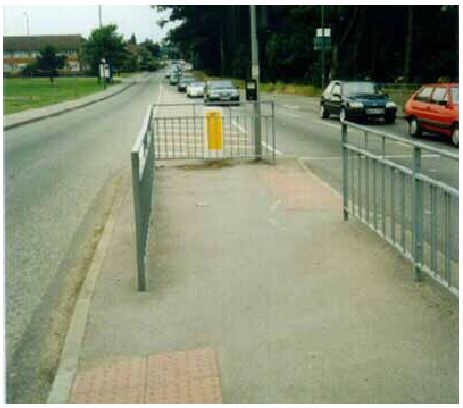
[320,80,397,124]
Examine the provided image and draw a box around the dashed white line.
[232,120,283,156]
[281,104,300,110]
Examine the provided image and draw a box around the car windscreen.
[343,82,382,96]
[209,81,234,89]
[451,87,459,105]
[190,82,205,87]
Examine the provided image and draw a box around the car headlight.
[349,102,363,108]
[210,92,219,98]
[386,101,397,108]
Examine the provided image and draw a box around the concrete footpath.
[50,157,458,403]
[3,74,145,130]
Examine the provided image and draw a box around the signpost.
[314,6,331,88]
[99,58,109,89]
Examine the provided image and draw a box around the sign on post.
[203,108,223,158]
[316,28,331,37]
[313,37,332,51]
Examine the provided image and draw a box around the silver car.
[204,80,240,105]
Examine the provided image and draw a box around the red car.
[404,83,459,147]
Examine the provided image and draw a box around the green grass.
[3,77,117,114]
[192,71,321,97]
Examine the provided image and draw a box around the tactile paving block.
[69,349,222,404]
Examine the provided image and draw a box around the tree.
[36,45,66,83]
[129,33,137,45]
[82,24,128,76]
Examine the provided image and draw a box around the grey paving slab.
[77,158,458,404]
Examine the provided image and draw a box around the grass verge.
[192,71,322,97]
[3,77,118,115]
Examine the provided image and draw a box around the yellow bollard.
[206,111,223,151]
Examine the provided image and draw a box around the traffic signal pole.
[250,5,262,160]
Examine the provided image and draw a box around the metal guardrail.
[131,105,155,291]
[341,120,459,296]
[152,102,276,161]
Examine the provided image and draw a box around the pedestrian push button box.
[246,80,257,101]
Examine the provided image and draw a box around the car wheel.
[340,107,347,122]
[409,117,421,138]
[385,115,396,124]
[451,124,459,147]
[320,104,329,119]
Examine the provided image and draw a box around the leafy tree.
[82,24,128,76]
[159,5,458,84]
[36,45,66,83]
[141,39,162,58]
[129,33,137,45]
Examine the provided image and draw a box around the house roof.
[3,35,83,51]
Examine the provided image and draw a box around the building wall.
[3,50,81,72]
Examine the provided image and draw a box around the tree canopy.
[82,24,128,75]
[159,5,458,84]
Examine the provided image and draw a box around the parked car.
[187,81,206,98]
[169,72,179,85]
[320,80,397,124]
[177,75,195,92]
[204,80,240,105]
[404,83,459,147]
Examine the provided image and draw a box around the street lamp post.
[23,12,32,77]
[321,5,325,89]
[98,5,102,28]
[250,5,262,160]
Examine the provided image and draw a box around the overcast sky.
[3,5,178,43]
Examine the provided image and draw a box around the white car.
[186,81,205,98]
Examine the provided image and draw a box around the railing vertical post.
[131,151,146,291]
[412,146,423,281]
[381,136,386,236]
[271,101,276,162]
[342,122,349,221]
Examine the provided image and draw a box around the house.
[3,34,84,73]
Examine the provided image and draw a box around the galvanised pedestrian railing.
[152,102,276,161]
[341,121,459,296]
[131,105,155,291]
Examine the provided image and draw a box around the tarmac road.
[4,72,163,403]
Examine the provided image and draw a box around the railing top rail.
[343,120,459,161]
[131,104,153,155]
[150,100,274,108]
[152,114,274,120]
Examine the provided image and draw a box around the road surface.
[5,72,162,402]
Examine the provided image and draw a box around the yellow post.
[206,111,223,150]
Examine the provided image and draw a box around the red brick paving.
[69,348,222,404]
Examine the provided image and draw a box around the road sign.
[313,37,332,51]
[316,28,331,37]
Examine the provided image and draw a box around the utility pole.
[23,12,32,77]
[98,5,106,89]
[98,5,102,28]
[250,5,262,160]
[321,5,325,89]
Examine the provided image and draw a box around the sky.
[3,5,178,43]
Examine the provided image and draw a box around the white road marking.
[268,217,286,231]
[262,141,283,156]
[153,83,163,116]
[269,198,282,212]
[231,120,246,134]
[300,153,439,160]
[232,119,283,156]
[282,104,300,110]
